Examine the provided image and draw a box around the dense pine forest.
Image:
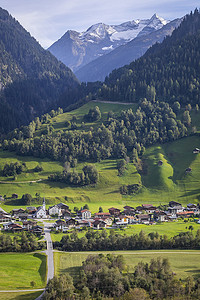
[94,9,200,106]
[0,8,80,133]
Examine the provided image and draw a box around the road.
[43,221,54,282]
[34,220,54,300]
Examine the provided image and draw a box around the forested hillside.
[95,9,200,106]
[0,8,80,133]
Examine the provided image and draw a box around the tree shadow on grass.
[33,253,47,284]
[185,269,200,279]
[178,188,200,198]
[105,190,119,194]
[13,291,43,300]
[61,266,81,283]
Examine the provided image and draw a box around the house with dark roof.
[93,220,107,229]
[108,207,121,216]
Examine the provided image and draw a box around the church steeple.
[43,197,46,210]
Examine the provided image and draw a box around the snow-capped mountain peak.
[48,14,170,72]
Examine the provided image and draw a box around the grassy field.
[1,135,200,213]
[0,253,46,290]
[38,101,137,135]
[0,291,42,300]
[54,250,200,280]
[0,101,200,214]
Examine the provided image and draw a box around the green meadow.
[0,102,200,214]
[0,253,46,290]
[54,250,200,280]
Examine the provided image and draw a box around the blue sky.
[1,0,199,48]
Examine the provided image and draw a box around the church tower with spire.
[43,197,46,211]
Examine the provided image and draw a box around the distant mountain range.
[0,7,79,132]
[48,14,180,82]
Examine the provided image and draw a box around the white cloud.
[1,0,199,48]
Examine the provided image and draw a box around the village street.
[34,220,54,300]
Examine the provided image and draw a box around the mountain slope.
[48,14,169,73]
[75,18,181,82]
[0,7,79,132]
[95,9,200,106]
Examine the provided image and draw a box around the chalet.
[193,148,200,154]
[57,203,69,211]
[93,220,107,229]
[187,204,200,214]
[32,225,43,234]
[135,206,143,214]
[48,205,62,217]
[177,211,194,218]
[5,223,23,232]
[22,220,37,230]
[0,213,11,223]
[108,207,121,216]
[94,212,111,218]
[169,201,182,208]
[77,209,91,219]
[123,206,135,216]
[18,213,28,221]
[12,208,25,218]
[168,206,183,216]
[65,218,77,228]
[26,207,37,214]
[62,210,71,219]
[158,160,163,166]
[33,198,47,219]
[76,219,92,228]
[55,220,66,231]
[137,214,150,224]
[154,211,167,222]
[142,204,157,214]
[115,215,129,226]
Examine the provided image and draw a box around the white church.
[33,198,47,219]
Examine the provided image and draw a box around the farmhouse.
[177,211,194,218]
[77,209,91,219]
[48,205,62,217]
[0,213,12,223]
[108,207,121,216]
[94,212,111,218]
[93,220,107,229]
[22,220,37,230]
[123,206,135,216]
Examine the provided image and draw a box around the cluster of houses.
[0,199,200,233]
[53,201,200,232]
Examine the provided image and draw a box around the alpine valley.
[1,6,200,300]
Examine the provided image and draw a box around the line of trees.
[0,232,45,252]
[54,229,200,252]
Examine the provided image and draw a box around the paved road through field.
[35,220,54,300]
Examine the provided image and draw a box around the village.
[0,198,200,234]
